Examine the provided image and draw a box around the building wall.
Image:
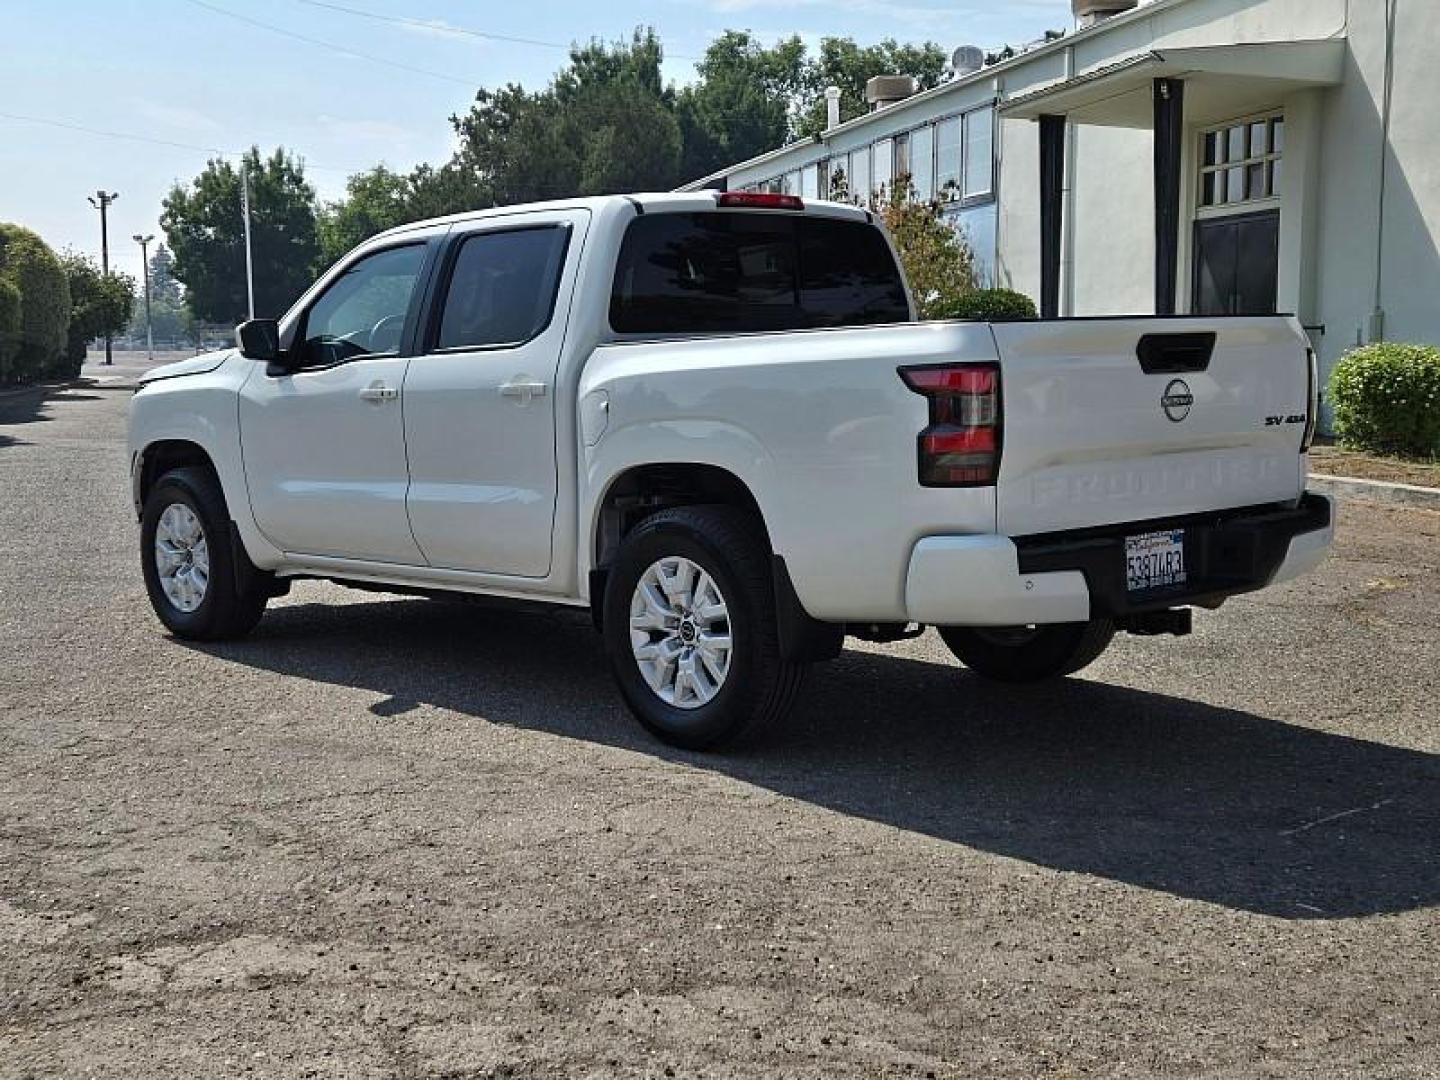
[1313,0,1440,385]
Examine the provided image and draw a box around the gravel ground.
[2,362,1438,1078]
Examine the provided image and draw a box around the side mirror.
[236,318,281,361]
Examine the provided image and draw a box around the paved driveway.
[2,365,1438,1078]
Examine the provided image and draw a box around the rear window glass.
[609,212,910,335]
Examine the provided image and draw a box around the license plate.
[1125,529,1187,591]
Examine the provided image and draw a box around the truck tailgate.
[992,317,1312,537]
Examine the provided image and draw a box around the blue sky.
[0,0,1072,273]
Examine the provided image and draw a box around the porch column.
[1038,113,1067,320]
[1153,78,1185,315]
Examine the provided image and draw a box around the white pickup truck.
[129,191,1333,749]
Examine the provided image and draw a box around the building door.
[1192,210,1279,316]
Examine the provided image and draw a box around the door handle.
[499,378,548,405]
[359,381,398,403]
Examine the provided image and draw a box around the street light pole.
[87,190,119,366]
[240,162,256,320]
[133,233,155,361]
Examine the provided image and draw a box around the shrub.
[876,180,979,320]
[0,223,71,385]
[933,288,1038,323]
[1329,343,1440,457]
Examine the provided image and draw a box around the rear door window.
[434,225,571,351]
[609,212,909,335]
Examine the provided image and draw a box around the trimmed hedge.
[934,288,1038,323]
[1329,342,1440,458]
[0,223,71,385]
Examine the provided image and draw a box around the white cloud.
[132,100,223,134]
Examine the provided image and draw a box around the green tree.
[451,29,681,204]
[877,182,978,320]
[795,38,949,138]
[0,223,71,384]
[676,31,806,181]
[317,165,415,269]
[58,252,135,375]
[161,147,320,324]
[147,242,182,305]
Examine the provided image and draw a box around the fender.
[128,357,284,569]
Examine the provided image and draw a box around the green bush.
[1329,343,1440,457]
[933,288,1038,323]
[0,223,71,385]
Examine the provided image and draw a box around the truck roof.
[370,191,872,242]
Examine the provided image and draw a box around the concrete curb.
[1309,473,1440,510]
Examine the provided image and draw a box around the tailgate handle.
[1137,332,1216,375]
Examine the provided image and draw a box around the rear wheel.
[141,466,269,641]
[938,620,1115,683]
[602,505,804,750]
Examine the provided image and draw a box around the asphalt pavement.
[1,356,1438,1078]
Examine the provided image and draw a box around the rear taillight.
[899,363,1002,486]
[1301,347,1319,453]
[716,192,805,211]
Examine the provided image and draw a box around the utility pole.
[133,233,155,361]
[240,162,256,320]
[87,191,119,365]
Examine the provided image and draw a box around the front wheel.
[601,505,804,751]
[140,466,269,641]
[938,620,1115,683]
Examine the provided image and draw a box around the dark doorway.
[1192,209,1279,316]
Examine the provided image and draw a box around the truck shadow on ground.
[196,595,1440,922]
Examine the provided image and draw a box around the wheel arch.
[587,462,842,663]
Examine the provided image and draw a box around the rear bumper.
[904,493,1333,626]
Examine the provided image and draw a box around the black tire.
[140,466,269,641]
[938,619,1115,683]
[601,505,804,751]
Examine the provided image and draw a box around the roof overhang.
[1001,39,1347,127]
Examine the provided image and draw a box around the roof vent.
[951,45,985,77]
[865,74,919,111]
[1073,0,1139,26]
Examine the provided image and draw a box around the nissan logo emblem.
[1162,379,1194,423]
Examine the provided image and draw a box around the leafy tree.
[58,252,135,374]
[161,147,320,324]
[0,223,71,384]
[876,181,978,320]
[451,29,681,203]
[795,39,949,138]
[317,165,415,269]
[676,31,806,181]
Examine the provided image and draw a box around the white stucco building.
[681,0,1436,410]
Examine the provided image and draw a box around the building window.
[873,137,893,200]
[1200,114,1283,209]
[935,117,961,201]
[848,146,871,205]
[800,164,819,200]
[908,125,934,201]
[963,107,994,199]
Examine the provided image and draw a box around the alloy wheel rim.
[629,556,733,710]
[154,503,210,613]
